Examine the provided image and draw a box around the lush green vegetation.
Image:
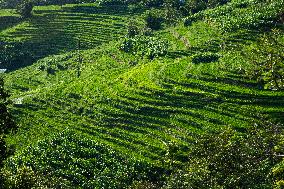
[0,0,283,188]
[0,3,137,70]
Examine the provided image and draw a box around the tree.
[165,122,284,188]
[245,29,284,90]
[0,77,15,167]
[17,0,34,18]
[0,78,15,134]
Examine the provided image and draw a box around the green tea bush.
[163,2,182,25]
[244,29,284,90]
[0,0,21,8]
[191,52,220,64]
[0,78,17,188]
[184,0,207,14]
[165,121,284,189]
[120,36,169,59]
[1,166,37,189]
[5,130,166,188]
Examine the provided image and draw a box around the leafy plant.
[0,77,16,187]
[184,0,207,14]
[183,13,202,26]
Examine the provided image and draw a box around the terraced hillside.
[0,3,140,70]
[1,0,284,188]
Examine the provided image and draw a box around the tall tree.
[0,77,15,167]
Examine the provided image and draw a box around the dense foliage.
[0,78,15,135]
[0,42,33,70]
[144,9,164,30]
[16,0,33,18]
[244,29,284,90]
[120,36,169,59]
[2,130,166,188]
[0,78,16,187]
[165,122,284,189]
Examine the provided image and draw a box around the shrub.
[273,160,284,188]
[163,2,182,25]
[191,52,220,64]
[144,9,164,30]
[165,121,284,189]
[0,78,16,134]
[16,0,33,18]
[127,20,142,37]
[0,0,21,8]
[207,0,230,8]
[0,77,17,187]
[120,36,169,59]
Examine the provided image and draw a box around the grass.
[1,1,284,188]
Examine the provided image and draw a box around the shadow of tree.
[0,16,22,31]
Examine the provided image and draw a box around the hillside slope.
[1,0,284,188]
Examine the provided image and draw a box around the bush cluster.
[120,36,169,59]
